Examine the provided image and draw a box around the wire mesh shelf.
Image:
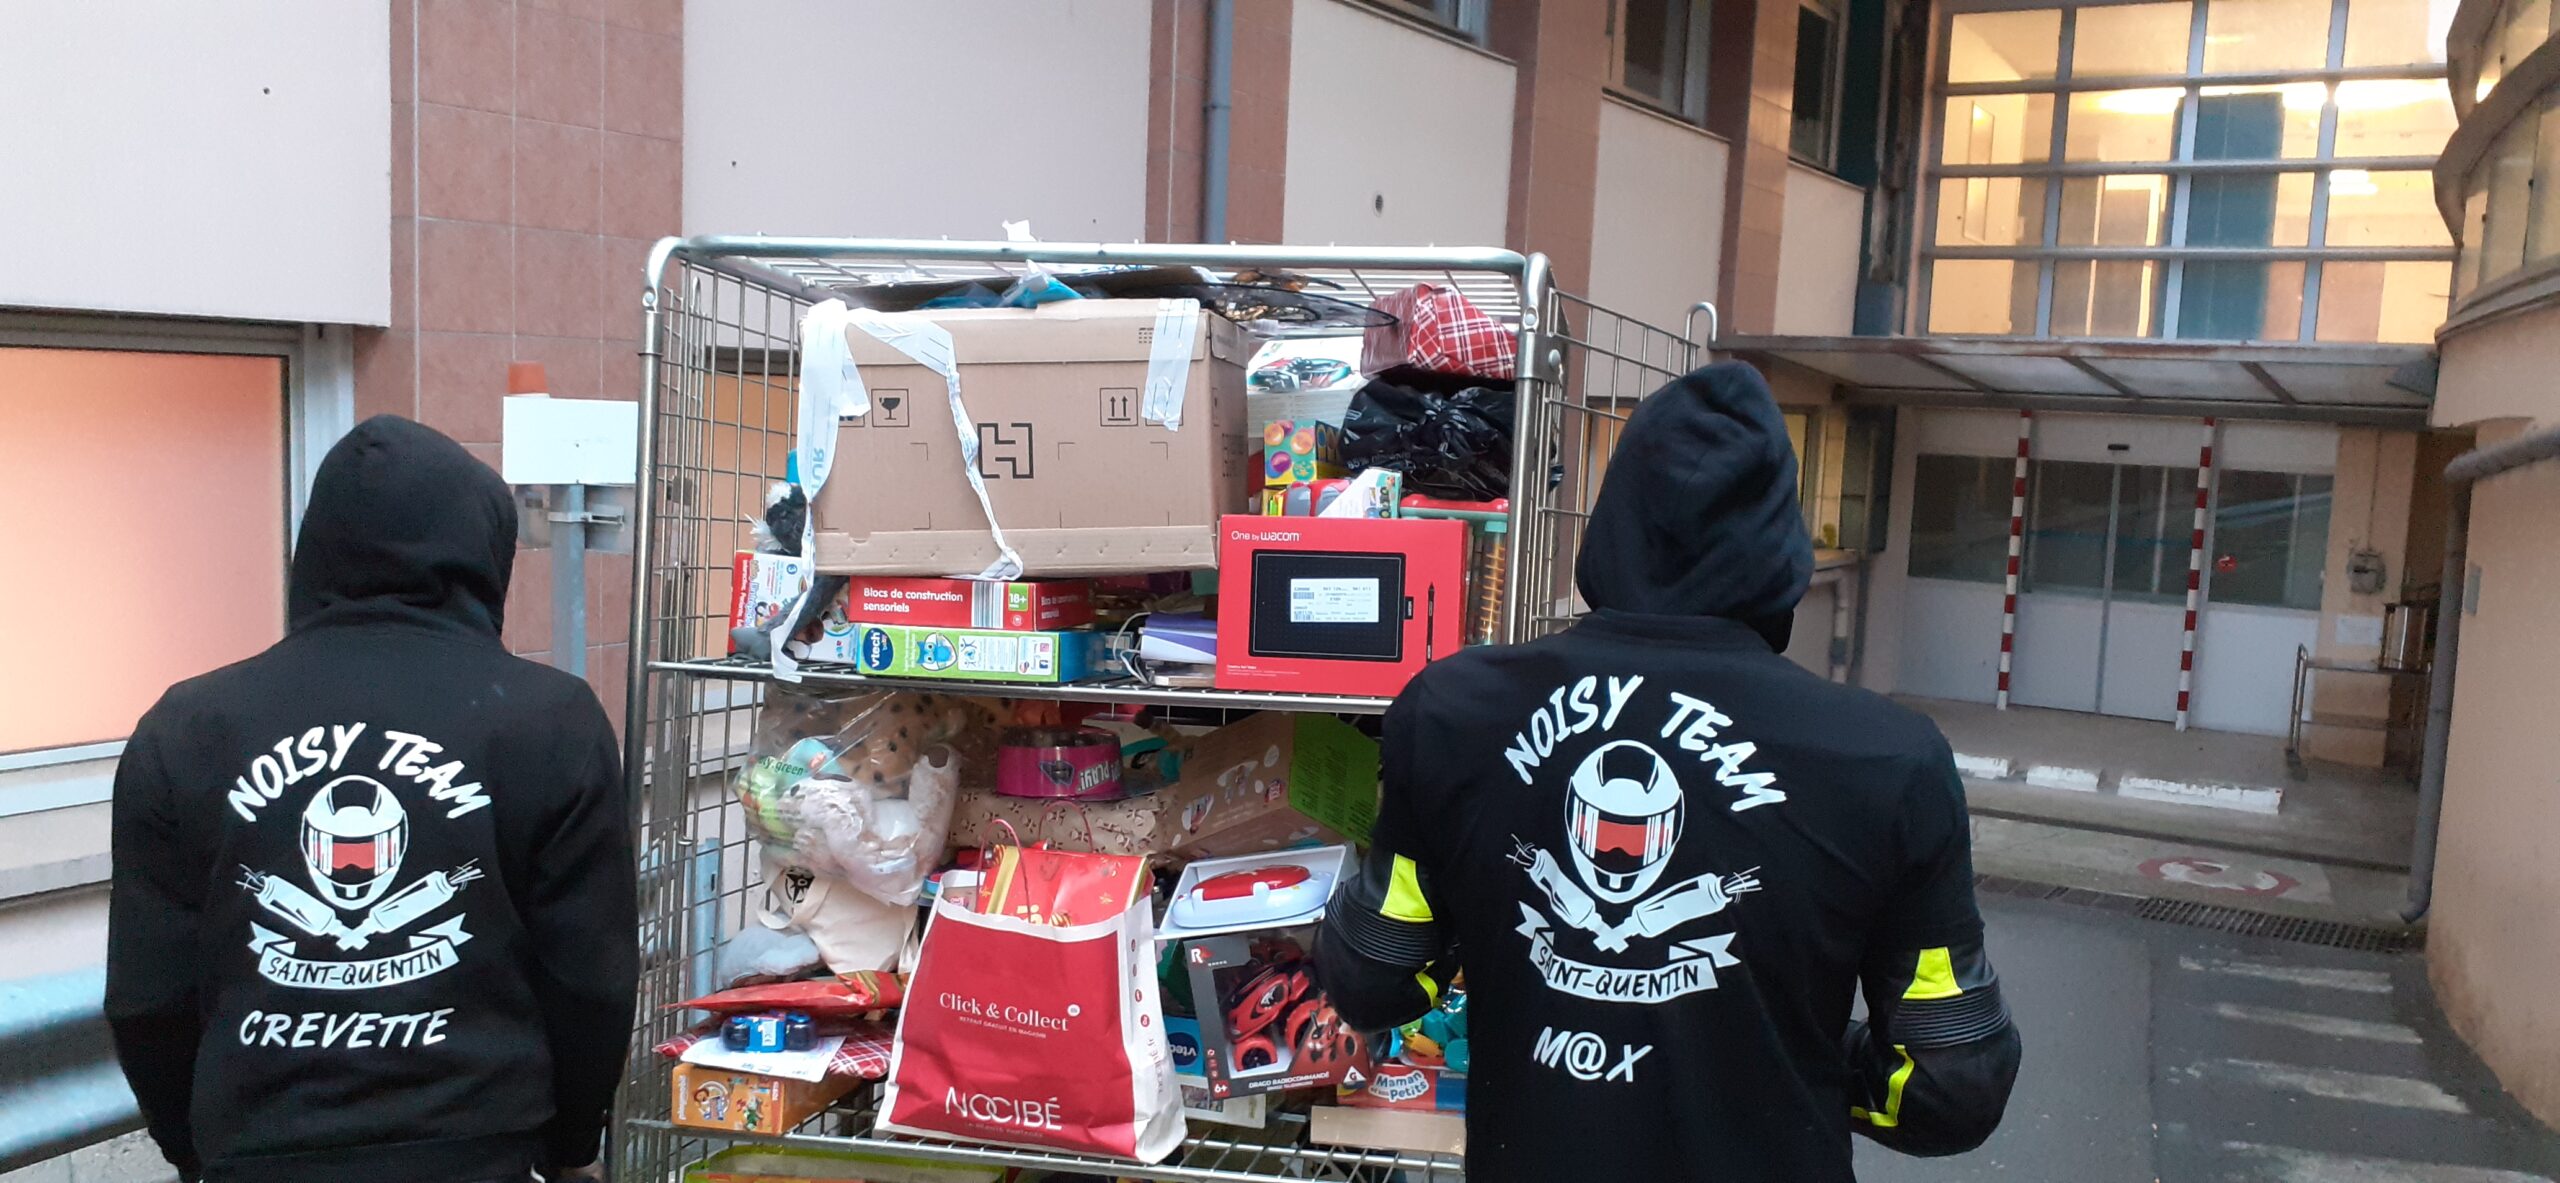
[652,656,1395,716]
[628,1092,1466,1182]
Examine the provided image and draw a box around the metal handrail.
[0,968,143,1172]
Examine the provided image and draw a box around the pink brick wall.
[357,0,682,729]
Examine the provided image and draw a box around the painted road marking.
[2224,1142,2555,1183]
[2210,1002,2423,1045]
[2143,856,2302,897]
[2025,763,2100,792]
[2206,1059,2468,1113]
[2120,774,2284,814]
[2179,956,2393,994]
[1953,753,2013,781]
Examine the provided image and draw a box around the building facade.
[0,0,2553,1131]
[2421,0,2560,1126]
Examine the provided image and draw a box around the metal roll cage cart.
[614,235,1713,1182]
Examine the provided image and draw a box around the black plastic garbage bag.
[1338,366,1517,500]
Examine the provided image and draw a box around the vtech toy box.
[845,623,1105,684]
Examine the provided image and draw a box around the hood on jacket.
[290,415,516,638]
[1573,360,1812,650]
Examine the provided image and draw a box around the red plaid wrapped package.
[1361,284,1516,380]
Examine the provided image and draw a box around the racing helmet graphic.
[1565,741,1686,904]
[300,775,409,911]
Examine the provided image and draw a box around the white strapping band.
[1141,298,1201,431]
[844,307,1024,581]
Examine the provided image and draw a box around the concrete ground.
[1910,696,2420,872]
[1973,815,2416,929]
[1859,893,2560,1183]
[0,1134,173,1183]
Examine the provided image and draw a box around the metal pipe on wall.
[2403,423,2560,922]
[1202,0,1234,244]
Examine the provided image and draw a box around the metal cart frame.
[614,236,1711,1181]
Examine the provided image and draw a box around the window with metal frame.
[1793,0,1850,164]
[1921,0,2460,343]
[1610,0,1715,122]
[1368,0,1489,41]
[0,320,351,817]
[1908,453,2021,581]
[2209,469,2334,609]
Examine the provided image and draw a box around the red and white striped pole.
[2175,417,2217,731]
[1996,410,2031,710]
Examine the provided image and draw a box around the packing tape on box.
[1142,298,1201,431]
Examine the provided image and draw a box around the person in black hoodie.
[1319,362,2021,1181]
[105,416,638,1183]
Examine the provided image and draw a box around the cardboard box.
[670,1063,856,1135]
[844,575,1094,631]
[1213,515,1471,699]
[1263,420,1345,488]
[1308,1105,1467,1157]
[1158,712,1378,858]
[812,300,1254,577]
[838,623,1105,684]
[730,551,814,643]
[730,551,866,661]
[950,786,1170,857]
[1339,1060,1468,1112]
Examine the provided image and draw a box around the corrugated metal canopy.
[1719,335,2437,426]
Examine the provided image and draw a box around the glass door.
[2010,461,2114,712]
[2010,459,2198,719]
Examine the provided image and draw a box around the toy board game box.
[841,623,1105,684]
[844,576,1094,631]
[669,1063,856,1134]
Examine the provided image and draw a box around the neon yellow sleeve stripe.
[1904,946,1962,1001]
[1416,972,1442,1005]
[1850,1045,1918,1129]
[1383,855,1436,924]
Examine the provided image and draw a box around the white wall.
[685,0,1152,240]
[1773,165,1865,335]
[2191,604,2318,735]
[1588,99,1728,333]
[1285,0,1515,246]
[1785,579,1839,674]
[0,2,389,325]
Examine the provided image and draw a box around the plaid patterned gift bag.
[1361,283,1516,380]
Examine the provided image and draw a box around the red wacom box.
[1213,515,1469,699]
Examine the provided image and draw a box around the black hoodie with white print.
[1318,362,2021,1182]
[105,416,637,1183]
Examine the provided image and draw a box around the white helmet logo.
[1565,740,1686,904]
[300,775,410,912]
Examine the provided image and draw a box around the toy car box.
[1158,846,1372,1099]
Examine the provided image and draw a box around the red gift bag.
[876,876,1185,1161]
[1361,283,1517,380]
